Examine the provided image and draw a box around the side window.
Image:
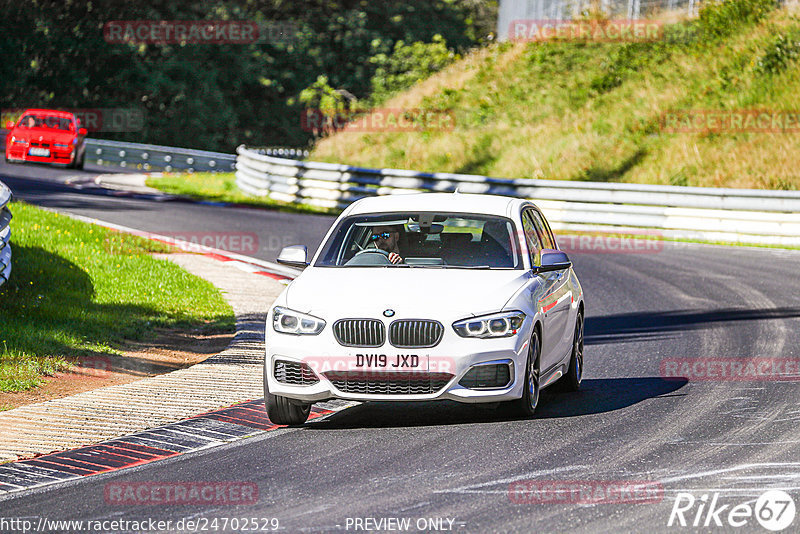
[521,211,543,267]
[529,210,555,250]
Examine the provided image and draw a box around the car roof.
[19,109,76,119]
[345,193,530,218]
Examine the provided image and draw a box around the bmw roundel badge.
[383,309,395,317]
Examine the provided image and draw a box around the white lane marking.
[669,441,800,446]
[433,465,589,494]
[0,466,68,482]
[227,261,261,273]
[723,475,800,481]
[664,488,800,495]
[659,463,800,485]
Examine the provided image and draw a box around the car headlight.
[453,311,526,339]
[272,306,326,335]
[54,143,69,148]
[12,138,26,144]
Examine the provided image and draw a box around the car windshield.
[315,212,522,269]
[17,114,73,131]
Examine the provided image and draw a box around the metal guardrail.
[256,147,310,159]
[0,181,12,287]
[84,139,307,172]
[235,145,800,246]
[86,138,237,173]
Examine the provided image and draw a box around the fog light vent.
[459,363,511,389]
[274,360,319,385]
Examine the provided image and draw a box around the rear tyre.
[263,365,311,425]
[559,312,584,392]
[513,329,541,417]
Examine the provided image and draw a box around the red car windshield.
[17,114,74,131]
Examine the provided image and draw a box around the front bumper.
[265,325,532,404]
[6,145,75,165]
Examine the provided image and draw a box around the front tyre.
[513,329,541,417]
[75,150,85,170]
[263,366,311,425]
[559,312,584,392]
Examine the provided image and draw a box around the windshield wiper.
[401,264,492,269]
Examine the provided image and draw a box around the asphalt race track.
[2,159,800,533]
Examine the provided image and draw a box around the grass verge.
[0,202,235,392]
[146,172,336,215]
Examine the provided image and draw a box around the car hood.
[12,128,75,142]
[285,267,531,319]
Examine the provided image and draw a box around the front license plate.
[29,147,50,157]
[354,353,428,371]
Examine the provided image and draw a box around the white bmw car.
[264,193,584,425]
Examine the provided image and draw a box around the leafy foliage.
[755,27,800,74]
[698,0,778,40]
[1,0,496,151]
[369,35,460,103]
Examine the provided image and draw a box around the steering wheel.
[346,248,392,266]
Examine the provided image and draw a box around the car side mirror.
[277,245,309,269]
[5,121,13,130]
[536,249,572,274]
[78,127,88,136]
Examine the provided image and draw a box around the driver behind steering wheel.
[369,225,404,264]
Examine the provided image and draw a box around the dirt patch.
[0,329,233,411]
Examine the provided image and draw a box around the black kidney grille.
[389,320,444,348]
[333,319,385,347]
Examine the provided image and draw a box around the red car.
[5,109,87,169]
